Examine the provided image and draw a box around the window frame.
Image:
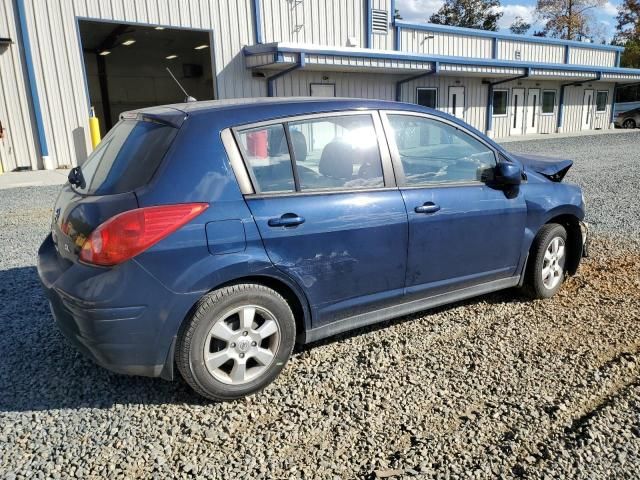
[492,89,509,117]
[541,90,557,116]
[225,110,396,197]
[379,110,501,189]
[595,90,609,113]
[416,87,438,109]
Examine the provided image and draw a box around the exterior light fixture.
[165,54,178,59]
[155,26,165,30]
[99,50,111,56]
[194,44,208,50]
[122,39,136,46]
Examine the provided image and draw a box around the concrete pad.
[0,169,70,190]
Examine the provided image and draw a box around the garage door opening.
[79,20,215,136]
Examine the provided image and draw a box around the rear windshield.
[73,119,178,195]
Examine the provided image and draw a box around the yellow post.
[89,107,101,149]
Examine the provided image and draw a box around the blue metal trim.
[395,62,439,101]
[394,25,400,51]
[395,20,626,52]
[615,50,621,67]
[16,0,48,158]
[267,53,305,97]
[252,0,263,44]
[564,45,570,64]
[391,0,396,24]
[609,83,617,125]
[243,43,640,76]
[492,38,498,59]
[365,0,372,49]
[74,17,92,115]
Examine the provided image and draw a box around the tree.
[509,16,531,34]
[394,8,403,20]
[615,0,640,67]
[429,0,503,31]
[535,0,606,40]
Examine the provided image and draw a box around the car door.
[380,111,527,298]
[233,111,408,327]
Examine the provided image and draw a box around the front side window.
[287,115,384,190]
[387,114,496,185]
[417,88,437,109]
[493,90,508,116]
[596,91,608,112]
[236,124,295,193]
[542,91,556,114]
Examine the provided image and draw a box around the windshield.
[73,119,178,195]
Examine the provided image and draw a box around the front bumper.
[37,234,199,379]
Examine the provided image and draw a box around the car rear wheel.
[523,223,568,299]
[623,119,636,129]
[176,284,295,401]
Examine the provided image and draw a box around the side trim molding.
[303,276,520,343]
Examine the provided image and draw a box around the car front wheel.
[524,223,568,299]
[623,119,636,129]
[176,283,296,401]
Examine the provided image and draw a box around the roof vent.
[371,9,389,34]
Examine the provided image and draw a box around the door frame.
[526,88,540,135]
[510,88,525,135]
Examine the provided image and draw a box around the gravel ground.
[1,132,639,479]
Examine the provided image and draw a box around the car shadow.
[1,265,531,411]
[0,266,206,412]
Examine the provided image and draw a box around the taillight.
[80,203,208,266]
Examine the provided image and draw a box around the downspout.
[395,62,439,102]
[365,0,372,49]
[557,72,601,132]
[16,0,50,170]
[485,68,530,138]
[252,0,263,44]
[266,53,305,97]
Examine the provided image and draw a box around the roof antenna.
[166,67,197,102]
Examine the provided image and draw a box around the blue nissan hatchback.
[38,98,587,400]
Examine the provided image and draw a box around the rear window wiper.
[68,166,86,189]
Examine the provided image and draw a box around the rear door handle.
[268,213,305,227]
[414,202,440,214]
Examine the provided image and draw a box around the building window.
[416,88,437,109]
[542,91,556,114]
[493,90,508,116]
[596,91,608,112]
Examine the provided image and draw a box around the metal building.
[1,0,639,172]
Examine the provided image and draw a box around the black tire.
[176,284,295,401]
[523,223,568,299]
[623,119,636,129]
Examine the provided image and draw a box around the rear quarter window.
[74,119,178,195]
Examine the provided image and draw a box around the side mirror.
[495,162,522,186]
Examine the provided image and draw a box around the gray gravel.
[1,132,639,479]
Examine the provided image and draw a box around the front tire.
[623,119,636,129]
[176,284,295,401]
[524,223,568,299]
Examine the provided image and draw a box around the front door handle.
[414,202,441,214]
[268,213,305,227]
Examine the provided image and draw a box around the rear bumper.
[38,234,200,379]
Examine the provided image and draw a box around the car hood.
[509,153,573,182]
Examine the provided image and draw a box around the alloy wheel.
[542,236,565,290]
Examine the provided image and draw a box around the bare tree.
[535,0,606,40]
[429,0,503,31]
[509,16,531,34]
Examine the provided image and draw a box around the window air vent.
[371,9,389,34]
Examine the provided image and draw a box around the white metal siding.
[271,69,396,99]
[497,39,564,64]
[261,0,365,47]
[561,83,614,133]
[0,0,39,171]
[569,47,616,67]
[17,0,263,169]
[370,0,393,51]
[400,28,493,59]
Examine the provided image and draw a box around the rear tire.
[523,223,568,299]
[176,284,295,401]
[623,119,636,129]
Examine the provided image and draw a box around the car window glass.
[387,114,496,185]
[288,115,384,190]
[237,124,295,193]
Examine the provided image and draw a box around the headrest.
[319,141,354,180]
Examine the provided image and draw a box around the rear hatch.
[51,114,180,263]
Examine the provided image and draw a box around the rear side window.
[75,120,177,195]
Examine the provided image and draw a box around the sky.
[395,0,621,42]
